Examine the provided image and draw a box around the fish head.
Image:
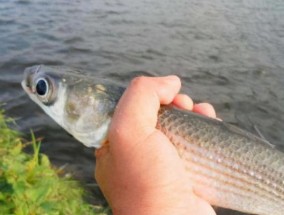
[22,65,124,148]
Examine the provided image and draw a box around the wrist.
[111,188,194,215]
[112,202,191,215]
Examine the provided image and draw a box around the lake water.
[0,0,283,214]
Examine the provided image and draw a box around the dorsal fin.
[253,125,275,148]
[223,122,275,149]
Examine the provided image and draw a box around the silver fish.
[22,65,284,215]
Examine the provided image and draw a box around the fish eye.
[34,76,57,105]
[36,78,49,97]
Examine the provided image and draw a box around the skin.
[95,76,217,215]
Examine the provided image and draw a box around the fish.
[22,65,284,215]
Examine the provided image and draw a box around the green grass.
[0,109,107,215]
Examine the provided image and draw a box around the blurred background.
[0,0,283,214]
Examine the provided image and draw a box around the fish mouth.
[22,65,42,94]
[21,79,33,94]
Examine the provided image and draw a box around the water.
[0,0,284,214]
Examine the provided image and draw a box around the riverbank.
[0,109,107,215]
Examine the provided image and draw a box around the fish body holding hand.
[22,65,284,215]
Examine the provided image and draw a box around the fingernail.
[165,75,179,81]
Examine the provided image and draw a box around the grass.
[0,109,108,215]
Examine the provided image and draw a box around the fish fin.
[223,122,275,148]
[253,125,275,148]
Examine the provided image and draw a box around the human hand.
[95,76,216,215]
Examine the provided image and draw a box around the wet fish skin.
[158,106,284,215]
[22,65,284,215]
[22,65,124,148]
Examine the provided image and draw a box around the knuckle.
[129,76,149,89]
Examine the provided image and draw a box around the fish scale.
[22,65,284,215]
[158,106,284,215]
